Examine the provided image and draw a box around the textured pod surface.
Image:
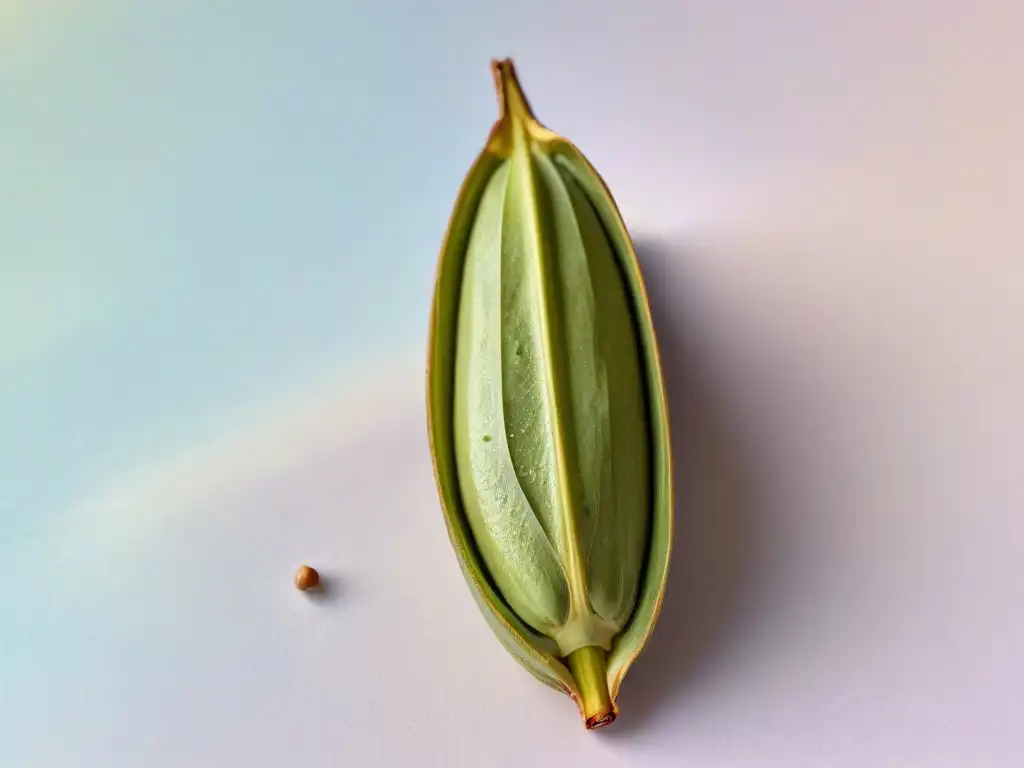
[426,59,673,729]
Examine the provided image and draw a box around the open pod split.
[426,59,673,729]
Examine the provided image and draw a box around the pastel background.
[2,2,1022,766]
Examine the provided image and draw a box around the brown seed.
[294,565,320,591]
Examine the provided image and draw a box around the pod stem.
[492,58,536,125]
[567,646,616,729]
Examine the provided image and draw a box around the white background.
[3,2,1023,766]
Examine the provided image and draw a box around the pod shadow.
[603,237,764,736]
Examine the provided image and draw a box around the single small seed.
[294,565,320,591]
[483,434,492,442]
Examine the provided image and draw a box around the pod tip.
[490,57,535,124]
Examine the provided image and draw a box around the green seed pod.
[426,59,673,729]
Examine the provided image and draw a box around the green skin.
[451,72,651,720]
[426,59,674,729]
[452,148,651,649]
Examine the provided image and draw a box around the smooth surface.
[2,2,1023,766]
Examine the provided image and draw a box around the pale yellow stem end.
[567,646,617,729]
